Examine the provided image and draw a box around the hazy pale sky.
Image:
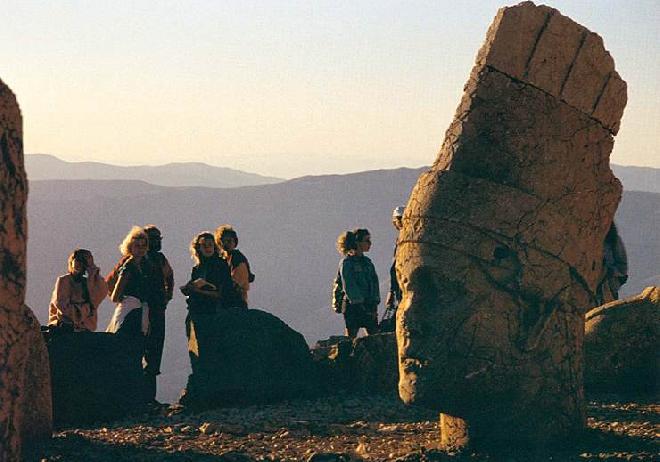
[3,0,658,178]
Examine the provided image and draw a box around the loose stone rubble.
[0,77,52,461]
[36,394,658,461]
[396,1,627,449]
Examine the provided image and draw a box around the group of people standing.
[46,206,628,405]
[47,224,252,405]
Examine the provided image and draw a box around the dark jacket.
[186,255,232,314]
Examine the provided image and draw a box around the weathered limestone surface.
[0,79,52,460]
[585,287,659,394]
[397,1,626,449]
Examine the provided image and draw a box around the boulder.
[0,78,52,461]
[351,333,398,395]
[311,336,354,393]
[182,308,318,409]
[396,1,626,449]
[312,333,398,395]
[585,286,659,394]
[47,331,146,426]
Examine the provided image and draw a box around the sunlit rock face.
[0,78,52,461]
[396,1,626,448]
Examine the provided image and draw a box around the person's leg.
[145,308,166,374]
[143,307,166,403]
[364,305,380,335]
[343,302,360,339]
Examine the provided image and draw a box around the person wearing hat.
[381,206,404,332]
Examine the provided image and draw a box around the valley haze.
[26,156,660,402]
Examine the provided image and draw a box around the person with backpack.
[48,249,108,332]
[380,206,405,332]
[215,225,253,309]
[332,228,380,339]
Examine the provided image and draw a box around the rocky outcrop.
[585,286,659,394]
[47,331,146,426]
[351,333,398,394]
[313,333,398,395]
[0,78,52,460]
[181,308,318,409]
[396,1,626,449]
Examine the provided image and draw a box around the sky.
[2,0,659,178]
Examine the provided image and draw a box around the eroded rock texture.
[396,1,626,449]
[0,78,52,461]
[585,286,659,395]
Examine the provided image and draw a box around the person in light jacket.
[332,228,380,339]
[48,248,108,332]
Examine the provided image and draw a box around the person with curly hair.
[106,226,154,347]
[332,228,380,339]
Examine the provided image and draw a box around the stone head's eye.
[493,246,511,259]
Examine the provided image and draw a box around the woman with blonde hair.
[106,226,154,338]
[48,248,107,332]
[332,228,380,339]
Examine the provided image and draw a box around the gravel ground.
[31,393,658,461]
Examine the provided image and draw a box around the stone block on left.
[0,78,52,461]
[46,331,147,427]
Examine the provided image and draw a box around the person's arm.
[340,259,364,304]
[105,256,128,295]
[191,285,221,299]
[386,258,399,308]
[111,263,131,303]
[180,266,199,296]
[162,255,174,301]
[232,262,250,294]
[87,265,108,307]
[369,260,381,306]
[332,270,344,313]
[52,276,75,325]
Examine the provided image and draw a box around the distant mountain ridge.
[26,154,283,188]
[27,154,658,193]
[612,165,660,194]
